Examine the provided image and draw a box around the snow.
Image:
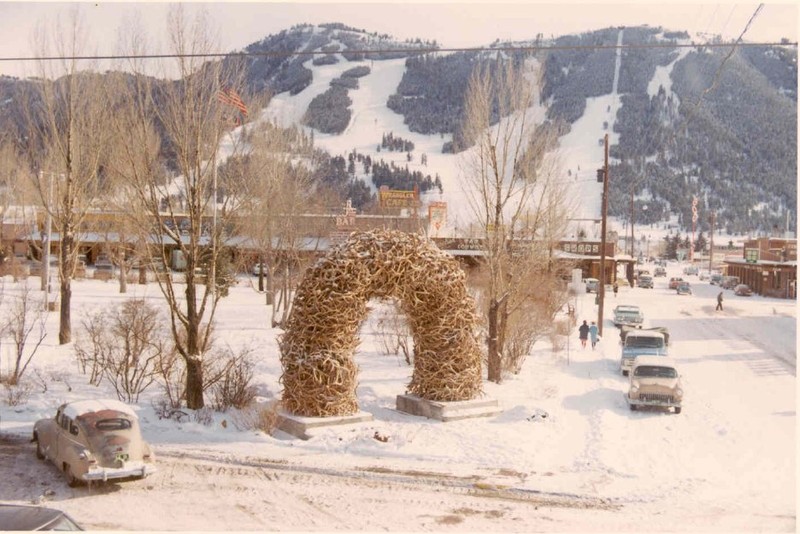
[0,262,795,531]
[0,28,794,532]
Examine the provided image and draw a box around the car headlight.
[630,383,639,393]
[675,388,683,399]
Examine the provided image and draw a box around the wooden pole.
[598,134,609,336]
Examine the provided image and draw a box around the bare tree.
[461,57,570,383]
[107,6,250,409]
[22,7,111,344]
[237,121,316,326]
[1,282,48,384]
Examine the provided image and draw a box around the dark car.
[637,275,654,288]
[676,282,692,295]
[734,284,753,296]
[0,504,83,530]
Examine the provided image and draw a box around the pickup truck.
[625,356,683,414]
[619,328,668,376]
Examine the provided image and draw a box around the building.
[723,237,796,299]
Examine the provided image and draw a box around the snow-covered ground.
[0,261,795,531]
[1,28,793,532]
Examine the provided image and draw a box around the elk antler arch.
[279,230,483,417]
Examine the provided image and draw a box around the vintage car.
[584,278,600,293]
[625,356,683,414]
[619,329,668,376]
[653,266,667,277]
[710,273,723,285]
[721,276,740,289]
[734,284,753,296]
[668,277,684,289]
[676,282,692,295]
[0,504,83,531]
[32,399,156,486]
[637,275,654,288]
[612,304,644,328]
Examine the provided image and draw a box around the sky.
[0,1,797,78]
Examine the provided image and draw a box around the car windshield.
[626,336,664,348]
[634,365,677,378]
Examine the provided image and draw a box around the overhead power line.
[0,39,795,65]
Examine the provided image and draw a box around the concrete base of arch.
[396,394,502,422]
[275,410,373,440]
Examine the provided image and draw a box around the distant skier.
[589,322,599,350]
[716,291,724,311]
[578,320,590,349]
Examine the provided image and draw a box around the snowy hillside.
[259,27,640,240]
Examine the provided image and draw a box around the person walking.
[716,291,724,311]
[578,320,590,349]
[613,281,619,298]
[589,321,599,350]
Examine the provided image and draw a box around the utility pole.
[598,134,609,336]
[709,210,715,273]
[629,187,635,257]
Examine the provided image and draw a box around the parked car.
[734,284,753,296]
[710,273,723,285]
[721,276,741,289]
[0,503,83,531]
[584,278,599,293]
[251,262,269,277]
[32,399,157,487]
[653,266,667,277]
[93,263,115,281]
[668,277,684,290]
[613,304,644,328]
[676,282,692,295]
[637,275,654,288]
[683,265,699,276]
[625,356,683,414]
[698,270,710,281]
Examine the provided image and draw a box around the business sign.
[428,202,447,234]
[379,187,419,209]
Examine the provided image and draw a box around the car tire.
[35,438,44,460]
[674,407,682,414]
[64,464,81,488]
[630,404,638,411]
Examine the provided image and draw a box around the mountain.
[1,23,796,236]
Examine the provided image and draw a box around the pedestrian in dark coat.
[716,291,724,311]
[613,281,619,297]
[578,320,590,349]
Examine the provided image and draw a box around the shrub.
[74,299,167,402]
[210,348,257,411]
[2,379,33,406]
[230,401,281,433]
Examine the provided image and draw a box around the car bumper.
[82,463,157,482]
[625,394,681,409]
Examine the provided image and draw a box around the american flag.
[217,87,248,121]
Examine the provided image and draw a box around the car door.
[55,413,82,472]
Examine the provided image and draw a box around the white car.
[33,399,157,486]
[251,262,269,277]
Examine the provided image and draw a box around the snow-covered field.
[0,261,795,531]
